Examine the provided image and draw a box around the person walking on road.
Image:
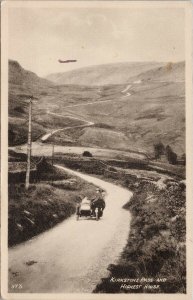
[91,188,106,216]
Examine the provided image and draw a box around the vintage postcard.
[1,1,192,299]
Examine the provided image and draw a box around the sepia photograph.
[1,1,192,299]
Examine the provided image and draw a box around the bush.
[154,142,165,159]
[82,151,92,157]
[166,145,177,165]
[95,175,186,293]
[108,167,117,172]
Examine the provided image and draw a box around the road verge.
[93,175,186,293]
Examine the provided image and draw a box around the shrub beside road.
[8,161,96,247]
[94,174,186,293]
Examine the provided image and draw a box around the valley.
[8,59,186,294]
[9,60,185,159]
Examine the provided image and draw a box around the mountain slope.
[9,60,52,88]
[9,60,185,157]
[47,81,185,156]
[47,61,185,155]
[46,62,165,86]
[129,61,185,83]
[8,60,100,146]
[9,60,56,145]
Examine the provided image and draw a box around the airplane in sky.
[58,59,77,63]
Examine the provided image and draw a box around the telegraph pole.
[51,143,55,186]
[25,98,32,190]
[52,143,54,166]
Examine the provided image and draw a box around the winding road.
[9,166,132,293]
[41,83,133,142]
[11,83,147,160]
[41,111,94,142]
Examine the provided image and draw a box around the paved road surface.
[9,166,132,293]
[11,142,146,160]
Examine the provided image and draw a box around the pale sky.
[8,6,185,77]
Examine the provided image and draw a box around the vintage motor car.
[76,197,102,221]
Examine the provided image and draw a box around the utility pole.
[25,98,32,190]
[51,143,55,186]
[52,143,54,166]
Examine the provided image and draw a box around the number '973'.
[11,284,23,289]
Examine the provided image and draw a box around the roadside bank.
[93,174,186,293]
[8,160,97,247]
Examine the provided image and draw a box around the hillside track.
[41,83,133,142]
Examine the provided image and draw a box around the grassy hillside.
[94,174,186,293]
[129,61,185,83]
[49,80,185,155]
[9,60,185,158]
[46,62,164,86]
[9,60,51,87]
[8,61,100,146]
